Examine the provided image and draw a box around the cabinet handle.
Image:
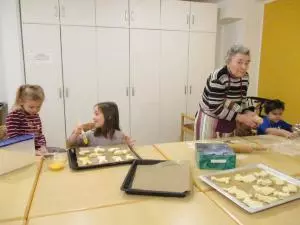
[130,11,134,21]
[58,88,62,98]
[186,14,189,24]
[192,15,195,24]
[54,5,59,18]
[189,86,192,94]
[65,88,69,98]
[125,10,129,22]
[184,86,187,95]
[61,5,65,17]
[126,87,129,96]
[131,87,135,96]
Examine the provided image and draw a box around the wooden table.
[29,145,165,218]
[28,192,237,225]
[206,191,300,225]
[154,139,300,192]
[0,221,24,225]
[0,162,40,222]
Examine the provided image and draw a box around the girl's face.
[22,100,42,115]
[93,106,105,128]
[227,53,251,78]
[268,109,283,123]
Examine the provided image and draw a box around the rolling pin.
[227,143,254,153]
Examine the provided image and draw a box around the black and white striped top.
[199,66,254,121]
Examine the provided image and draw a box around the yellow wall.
[258,0,300,124]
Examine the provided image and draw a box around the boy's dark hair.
[94,102,121,139]
[264,99,285,114]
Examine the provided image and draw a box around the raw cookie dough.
[125,154,135,160]
[253,185,275,195]
[78,157,92,165]
[235,174,257,183]
[255,193,278,204]
[78,150,90,156]
[254,170,269,178]
[270,176,285,186]
[94,147,105,153]
[282,184,298,193]
[108,147,120,152]
[112,156,123,162]
[224,186,251,200]
[273,191,290,199]
[97,156,108,163]
[257,178,273,186]
[211,176,231,184]
[243,197,263,208]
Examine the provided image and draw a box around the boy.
[257,99,297,138]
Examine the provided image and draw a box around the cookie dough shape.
[78,157,92,165]
[254,170,269,178]
[211,176,231,184]
[234,174,257,183]
[270,176,285,186]
[253,185,275,195]
[255,193,278,204]
[273,191,290,199]
[114,150,125,156]
[78,150,90,156]
[125,154,135,160]
[94,147,105,153]
[112,156,123,162]
[108,147,120,152]
[243,197,264,208]
[282,184,298,193]
[224,186,251,200]
[257,178,273,186]
[97,156,108,163]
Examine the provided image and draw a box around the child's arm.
[5,110,23,138]
[67,125,84,147]
[265,128,295,138]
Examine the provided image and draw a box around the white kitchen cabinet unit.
[96,0,129,28]
[190,2,217,32]
[159,30,189,143]
[161,0,191,31]
[60,26,98,137]
[187,32,216,116]
[97,28,130,135]
[129,0,161,29]
[20,0,60,24]
[22,24,66,147]
[130,29,160,145]
[59,0,95,26]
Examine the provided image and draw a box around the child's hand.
[284,131,297,139]
[124,135,135,148]
[73,125,84,136]
[36,146,48,156]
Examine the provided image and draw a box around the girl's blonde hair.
[13,85,45,109]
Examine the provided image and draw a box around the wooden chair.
[180,113,195,141]
[0,125,7,140]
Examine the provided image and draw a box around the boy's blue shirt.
[257,116,292,135]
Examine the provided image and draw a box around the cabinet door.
[129,0,160,29]
[161,0,190,31]
[59,0,95,26]
[97,28,130,135]
[22,24,66,147]
[160,31,189,142]
[187,32,216,116]
[61,26,97,137]
[130,30,160,145]
[20,0,59,24]
[96,0,129,28]
[190,2,217,32]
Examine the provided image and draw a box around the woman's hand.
[236,113,259,128]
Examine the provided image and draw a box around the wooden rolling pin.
[227,143,254,153]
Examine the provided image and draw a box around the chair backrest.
[0,125,7,140]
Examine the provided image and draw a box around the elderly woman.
[195,44,260,140]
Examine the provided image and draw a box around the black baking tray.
[67,145,142,170]
[121,159,190,197]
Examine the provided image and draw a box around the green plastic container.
[195,143,236,170]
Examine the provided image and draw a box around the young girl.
[68,102,133,147]
[5,85,46,152]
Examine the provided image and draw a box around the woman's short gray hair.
[225,44,250,64]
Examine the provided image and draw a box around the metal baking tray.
[200,164,300,213]
[67,144,141,170]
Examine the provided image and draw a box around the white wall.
[0,0,25,109]
[216,0,264,96]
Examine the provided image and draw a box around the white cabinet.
[61,26,98,137]
[22,24,66,147]
[96,0,129,28]
[187,32,216,116]
[161,0,190,31]
[130,30,160,145]
[59,0,95,26]
[20,0,60,24]
[97,28,130,135]
[129,0,160,29]
[190,2,217,32]
[160,31,189,142]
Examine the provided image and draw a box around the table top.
[0,220,24,225]
[0,162,40,222]
[206,191,300,225]
[28,192,237,225]
[29,145,164,218]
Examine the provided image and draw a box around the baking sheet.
[200,164,300,213]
